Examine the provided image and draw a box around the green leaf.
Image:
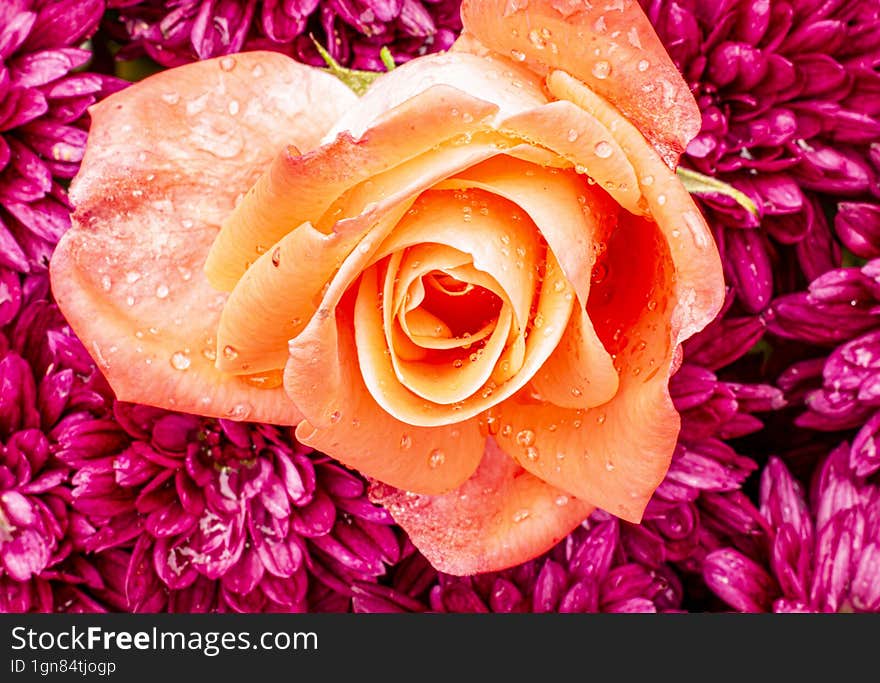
[312,37,396,96]
[677,167,759,218]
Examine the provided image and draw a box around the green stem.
[676,167,759,217]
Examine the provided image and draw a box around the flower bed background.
[1,0,878,613]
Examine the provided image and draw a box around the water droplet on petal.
[271,247,281,267]
[510,49,527,62]
[429,449,446,468]
[155,284,169,299]
[555,495,569,506]
[637,59,650,72]
[400,434,412,450]
[170,351,191,371]
[223,345,239,360]
[594,141,614,158]
[592,60,611,79]
[512,509,530,523]
[516,429,536,447]
[225,402,252,420]
[101,275,112,291]
[329,410,341,424]
[219,56,236,71]
[525,446,540,462]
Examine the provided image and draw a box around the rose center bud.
[349,183,587,427]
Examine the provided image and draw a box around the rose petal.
[50,52,356,424]
[496,209,678,522]
[459,0,702,165]
[371,436,593,575]
[293,299,486,496]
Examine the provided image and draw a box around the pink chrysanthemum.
[642,0,880,312]
[0,0,123,275]
[63,403,401,612]
[105,0,462,70]
[704,443,880,613]
[0,274,124,612]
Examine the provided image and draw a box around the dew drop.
[243,370,283,389]
[553,279,567,293]
[528,29,546,49]
[605,460,615,472]
[555,495,569,507]
[329,410,341,424]
[567,129,579,142]
[512,509,530,523]
[657,194,667,206]
[170,351,191,371]
[525,446,540,462]
[597,413,607,424]
[516,429,536,447]
[592,60,611,79]
[227,99,240,116]
[591,261,608,284]
[125,271,141,284]
[161,92,180,105]
[501,424,513,438]
[510,49,526,62]
[647,300,658,311]
[429,449,446,468]
[400,434,412,450]
[222,345,239,360]
[637,59,650,72]
[101,275,112,291]
[219,56,236,71]
[155,284,169,299]
[594,141,614,158]
[225,402,252,420]
[684,211,711,249]
[126,295,135,307]
[271,247,281,267]
[571,387,583,397]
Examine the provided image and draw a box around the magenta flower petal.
[836,202,880,259]
[704,548,777,612]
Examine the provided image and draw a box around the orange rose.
[50,0,723,574]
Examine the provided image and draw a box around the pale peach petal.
[205,85,500,291]
[497,210,680,522]
[326,51,547,143]
[215,140,503,374]
[51,53,355,424]
[460,0,702,166]
[530,305,619,409]
[433,155,617,305]
[373,189,540,328]
[499,101,643,215]
[370,436,594,575]
[548,70,724,341]
[359,261,514,406]
[292,300,485,496]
